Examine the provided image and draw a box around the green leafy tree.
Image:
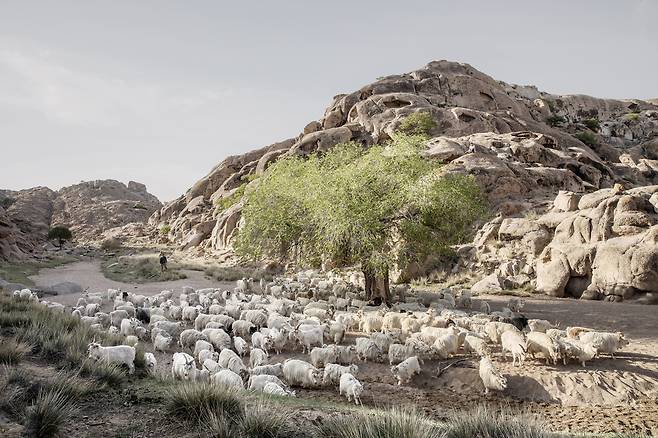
[235,134,487,302]
[48,226,73,249]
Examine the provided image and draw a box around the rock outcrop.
[470,185,658,302]
[150,60,658,299]
[0,180,161,260]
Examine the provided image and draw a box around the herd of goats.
[14,270,630,405]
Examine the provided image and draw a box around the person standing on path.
[159,252,168,272]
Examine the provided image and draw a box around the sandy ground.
[30,260,233,306]
[35,262,658,435]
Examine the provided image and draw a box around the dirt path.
[30,260,233,306]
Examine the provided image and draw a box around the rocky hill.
[150,60,658,301]
[0,180,161,260]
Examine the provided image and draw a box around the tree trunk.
[58,238,63,250]
[363,268,374,300]
[382,267,391,305]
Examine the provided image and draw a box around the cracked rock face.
[150,60,658,300]
[0,180,161,260]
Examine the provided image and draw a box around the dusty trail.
[29,260,233,306]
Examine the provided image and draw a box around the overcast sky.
[1,1,657,201]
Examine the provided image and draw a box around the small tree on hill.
[48,226,72,249]
[235,133,487,303]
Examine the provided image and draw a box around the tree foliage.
[235,134,487,286]
[47,226,72,249]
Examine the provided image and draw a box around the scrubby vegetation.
[159,224,172,235]
[574,131,598,146]
[546,115,566,127]
[215,183,248,213]
[315,407,443,438]
[0,337,31,364]
[101,254,187,283]
[582,118,600,132]
[236,133,487,300]
[204,265,273,282]
[397,111,437,135]
[0,195,16,209]
[0,256,78,287]
[24,388,77,438]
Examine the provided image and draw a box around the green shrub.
[315,407,443,438]
[159,224,171,235]
[24,388,76,438]
[397,111,436,136]
[546,115,566,127]
[624,113,641,122]
[0,196,15,209]
[443,407,549,438]
[574,131,598,146]
[165,383,244,422]
[132,203,148,210]
[0,338,31,364]
[582,118,600,131]
[47,226,73,249]
[215,183,248,213]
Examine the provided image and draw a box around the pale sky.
[1,1,657,202]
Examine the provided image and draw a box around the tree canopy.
[48,226,72,249]
[235,133,487,296]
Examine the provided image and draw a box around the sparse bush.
[159,224,171,235]
[0,338,31,364]
[80,361,125,386]
[204,265,273,283]
[102,254,186,283]
[582,118,600,131]
[47,226,73,249]
[315,407,443,438]
[0,291,123,374]
[3,364,32,387]
[240,403,290,438]
[443,406,549,438]
[24,388,76,438]
[546,115,566,127]
[200,410,243,438]
[0,196,16,209]
[397,111,436,136]
[624,113,641,122]
[574,131,598,146]
[100,237,122,251]
[215,183,248,212]
[132,203,148,210]
[165,383,244,423]
[47,371,93,400]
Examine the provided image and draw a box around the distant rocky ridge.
[0,180,161,260]
[150,60,658,300]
